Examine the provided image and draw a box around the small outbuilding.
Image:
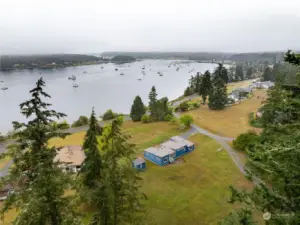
[132,157,146,170]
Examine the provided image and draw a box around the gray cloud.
[0,0,299,54]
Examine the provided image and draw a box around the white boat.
[101,66,104,69]
[115,68,118,71]
[1,87,8,90]
[73,84,79,88]
[68,75,76,80]
[120,73,124,76]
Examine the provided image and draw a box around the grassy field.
[1,122,256,224]
[184,89,267,138]
[49,121,183,154]
[227,79,256,93]
[0,156,11,169]
[141,134,254,225]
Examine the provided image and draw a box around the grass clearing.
[227,79,257,93]
[0,156,11,169]
[49,121,183,154]
[184,89,267,138]
[141,134,255,225]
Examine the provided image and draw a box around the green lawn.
[141,134,254,225]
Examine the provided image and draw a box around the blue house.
[143,136,195,166]
[132,157,146,170]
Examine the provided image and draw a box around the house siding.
[144,151,163,166]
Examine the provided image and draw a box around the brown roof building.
[54,146,85,172]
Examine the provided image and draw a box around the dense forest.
[110,55,136,63]
[0,54,108,70]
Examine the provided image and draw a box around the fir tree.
[246,67,253,79]
[80,108,103,189]
[235,64,244,81]
[0,78,80,224]
[148,86,158,121]
[199,70,212,104]
[130,96,146,122]
[209,66,228,110]
[90,118,145,225]
[214,63,229,84]
[262,67,273,81]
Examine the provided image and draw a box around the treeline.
[0,54,108,70]
[101,51,285,62]
[184,64,229,110]
[0,78,144,224]
[219,51,300,224]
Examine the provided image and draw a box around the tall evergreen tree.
[262,67,273,81]
[148,86,158,120]
[90,118,145,225]
[0,78,80,224]
[246,67,253,79]
[80,108,103,190]
[199,70,213,104]
[214,63,229,84]
[209,65,228,110]
[235,64,244,81]
[130,96,146,122]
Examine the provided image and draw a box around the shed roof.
[144,146,174,158]
[133,157,145,165]
[54,146,85,166]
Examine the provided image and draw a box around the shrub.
[248,112,263,128]
[179,101,189,112]
[191,101,200,109]
[169,117,178,125]
[184,87,193,96]
[72,116,89,127]
[0,133,6,142]
[57,120,70,130]
[233,131,260,152]
[179,115,193,128]
[141,114,150,123]
[102,109,116,121]
[163,114,174,122]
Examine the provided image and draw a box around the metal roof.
[161,140,185,150]
[171,136,194,147]
[144,146,174,158]
[133,157,145,165]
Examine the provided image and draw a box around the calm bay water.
[0,60,217,133]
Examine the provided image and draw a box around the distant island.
[110,55,136,63]
[102,51,284,63]
[0,54,109,71]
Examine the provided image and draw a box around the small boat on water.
[73,84,79,88]
[115,68,119,71]
[101,67,104,69]
[68,75,76,80]
[159,73,163,76]
[1,87,8,91]
[120,73,124,76]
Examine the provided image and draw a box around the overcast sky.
[0,0,299,54]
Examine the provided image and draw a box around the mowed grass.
[227,79,256,93]
[0,156,11,169]
[49,121,183,154]
[141,134,254,225]
[184,89,267,138]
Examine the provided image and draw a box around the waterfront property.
[54,146,85,173]
[143,136,195,166]
[132,157,146,170]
